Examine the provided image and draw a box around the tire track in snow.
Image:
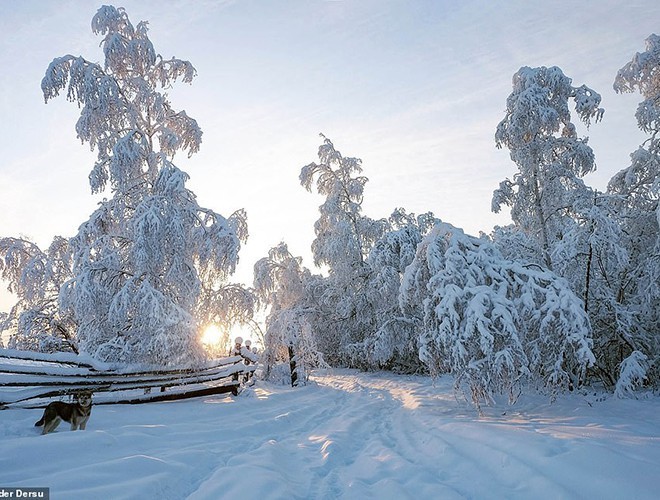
[311,371,577,499]
[187,383,362,499]
[307,371,465,499]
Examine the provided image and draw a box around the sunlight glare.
[201,324,223,346]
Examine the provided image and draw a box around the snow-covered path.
[1,370,659,499]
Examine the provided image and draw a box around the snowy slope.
[1,370,659,499]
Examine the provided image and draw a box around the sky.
[1,0,659,313]
[2,368,659,498]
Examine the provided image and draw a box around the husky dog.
[34,391,93,435]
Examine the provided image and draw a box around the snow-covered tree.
[362,208,437,372]
[0,237,76,352]
[299,135,388,365]
[300,134,388,275]
[493,66,604,270]
[401,222,595,409]
[608,33,660,390]
[253,242,326,384]
[491,186,632,378]
[40,6,249,365]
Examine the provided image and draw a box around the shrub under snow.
[401,222,595,408]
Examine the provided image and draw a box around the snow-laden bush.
[401,222,595,408]
[362,209,437,373]
[614,351,649,398]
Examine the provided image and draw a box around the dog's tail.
[34,415,44,427]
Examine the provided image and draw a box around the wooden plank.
[1,384,113,406]
[0,354,242,377]
[0,348,103,369]
[96,383,241,405]
[0,349,256,407]
[0,363,251,388]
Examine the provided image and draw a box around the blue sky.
[1,0,658,312]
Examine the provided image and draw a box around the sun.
[200,324,223,346]
[199,322,259,357]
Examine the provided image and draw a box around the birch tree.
[40,6,249,365]
[300,135,388,365]
[609,33,660,391]
[493,66,604,270]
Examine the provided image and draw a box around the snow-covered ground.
[1,369,659,499]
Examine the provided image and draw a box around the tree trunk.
[531,162,552,270]
[288,344,298,387]
[584,242,593,313]
[584,191,597,313]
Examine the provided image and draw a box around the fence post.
[288,344,298,387]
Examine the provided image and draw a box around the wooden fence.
[0,348,256,409]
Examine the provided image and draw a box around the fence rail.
[0,348,255,408]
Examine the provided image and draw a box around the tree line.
[0,6,657,406]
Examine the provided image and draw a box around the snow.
[1,369,659,499]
